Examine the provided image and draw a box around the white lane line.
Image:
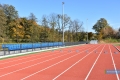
[0,45,89,65]
[84,44,105,80]
[52,45,102,80]
[0,45,90,70]
[0,46,92,70]
[21,45,102,80]
[0,52,63,70]
[0,45,96,78]
[109,45,120,80]
[0,51,54,64]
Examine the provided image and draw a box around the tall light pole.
[86,19,88,42]
[62,2,64,43]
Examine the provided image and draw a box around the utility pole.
[86,19,88,42]
[62,2,64,43]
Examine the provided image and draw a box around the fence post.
[32,43,33,51]
[20,44,22,53]
[3,44,6,55]
[48,42,49,49]
[39,43,41,50]
[27,44,28,52]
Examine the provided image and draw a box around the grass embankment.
[99,38,120,45]
[104,38,120,43]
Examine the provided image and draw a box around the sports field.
[0,44,120,80]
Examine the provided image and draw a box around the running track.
[0,44,120,80]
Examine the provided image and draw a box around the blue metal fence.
[1,41,87,56]
[2,42,64,51]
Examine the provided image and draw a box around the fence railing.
[0,41,87,56]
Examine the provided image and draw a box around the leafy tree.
[0,8,7,42]
[116,28,120,39]
[100,26,114,38]
[56,14,62,42]
[1,4,18,22]
[0,4,18,40]
[76,31,86,41]
[49,13,57,42]
[41,15,49,42]
[0,3,87,43]
[19,18,31,42]
[93,18,108,33]
[28,13,39,42]
[88,32,93,40]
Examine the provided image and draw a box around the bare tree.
[49,13,57,42]
[73,19,83,41]
[56,14,62,42]
[41,15,49,42]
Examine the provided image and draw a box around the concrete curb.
[0,44,85,59]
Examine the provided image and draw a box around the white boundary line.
[84,44,105,80]
[0,51,57,64]
[0,45,95,78]
[109,45,120,80]
[0,45,90,70]
[52,45,102,80]
[0,52,67,70]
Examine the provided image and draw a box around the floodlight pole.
[62,2,64,44]
[86,19,88,42]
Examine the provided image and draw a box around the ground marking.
[0,45,91,70]
[0,52,65,70]
[0,51,53,64]
[109,45,120,80]
[85,44,105,80]
[0,45,96,78]
[0,45,89,65]
[52,45,102,80]
[20,45,100,80]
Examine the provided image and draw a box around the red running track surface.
[0,44,119,80]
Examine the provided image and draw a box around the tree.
[71,20,83,41]
[62,14,71,42]
[56,14,62,42]
[68,20,74,42]
[116,28,120,39]
[1,4,18,22]
[29,13,37,22]
[20,17,31,42]
[41,15,49,42]
[0,4,18,39]
[79,31,87,41]
[0,8,7,42]
[88,32,93,40]
[49,13,57,42]
[28,13,38,42]
[93,18,108,33]
[100,26,115,38]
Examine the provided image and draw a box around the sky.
[0,0,120,32]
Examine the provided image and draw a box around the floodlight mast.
[62,2,64,44]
